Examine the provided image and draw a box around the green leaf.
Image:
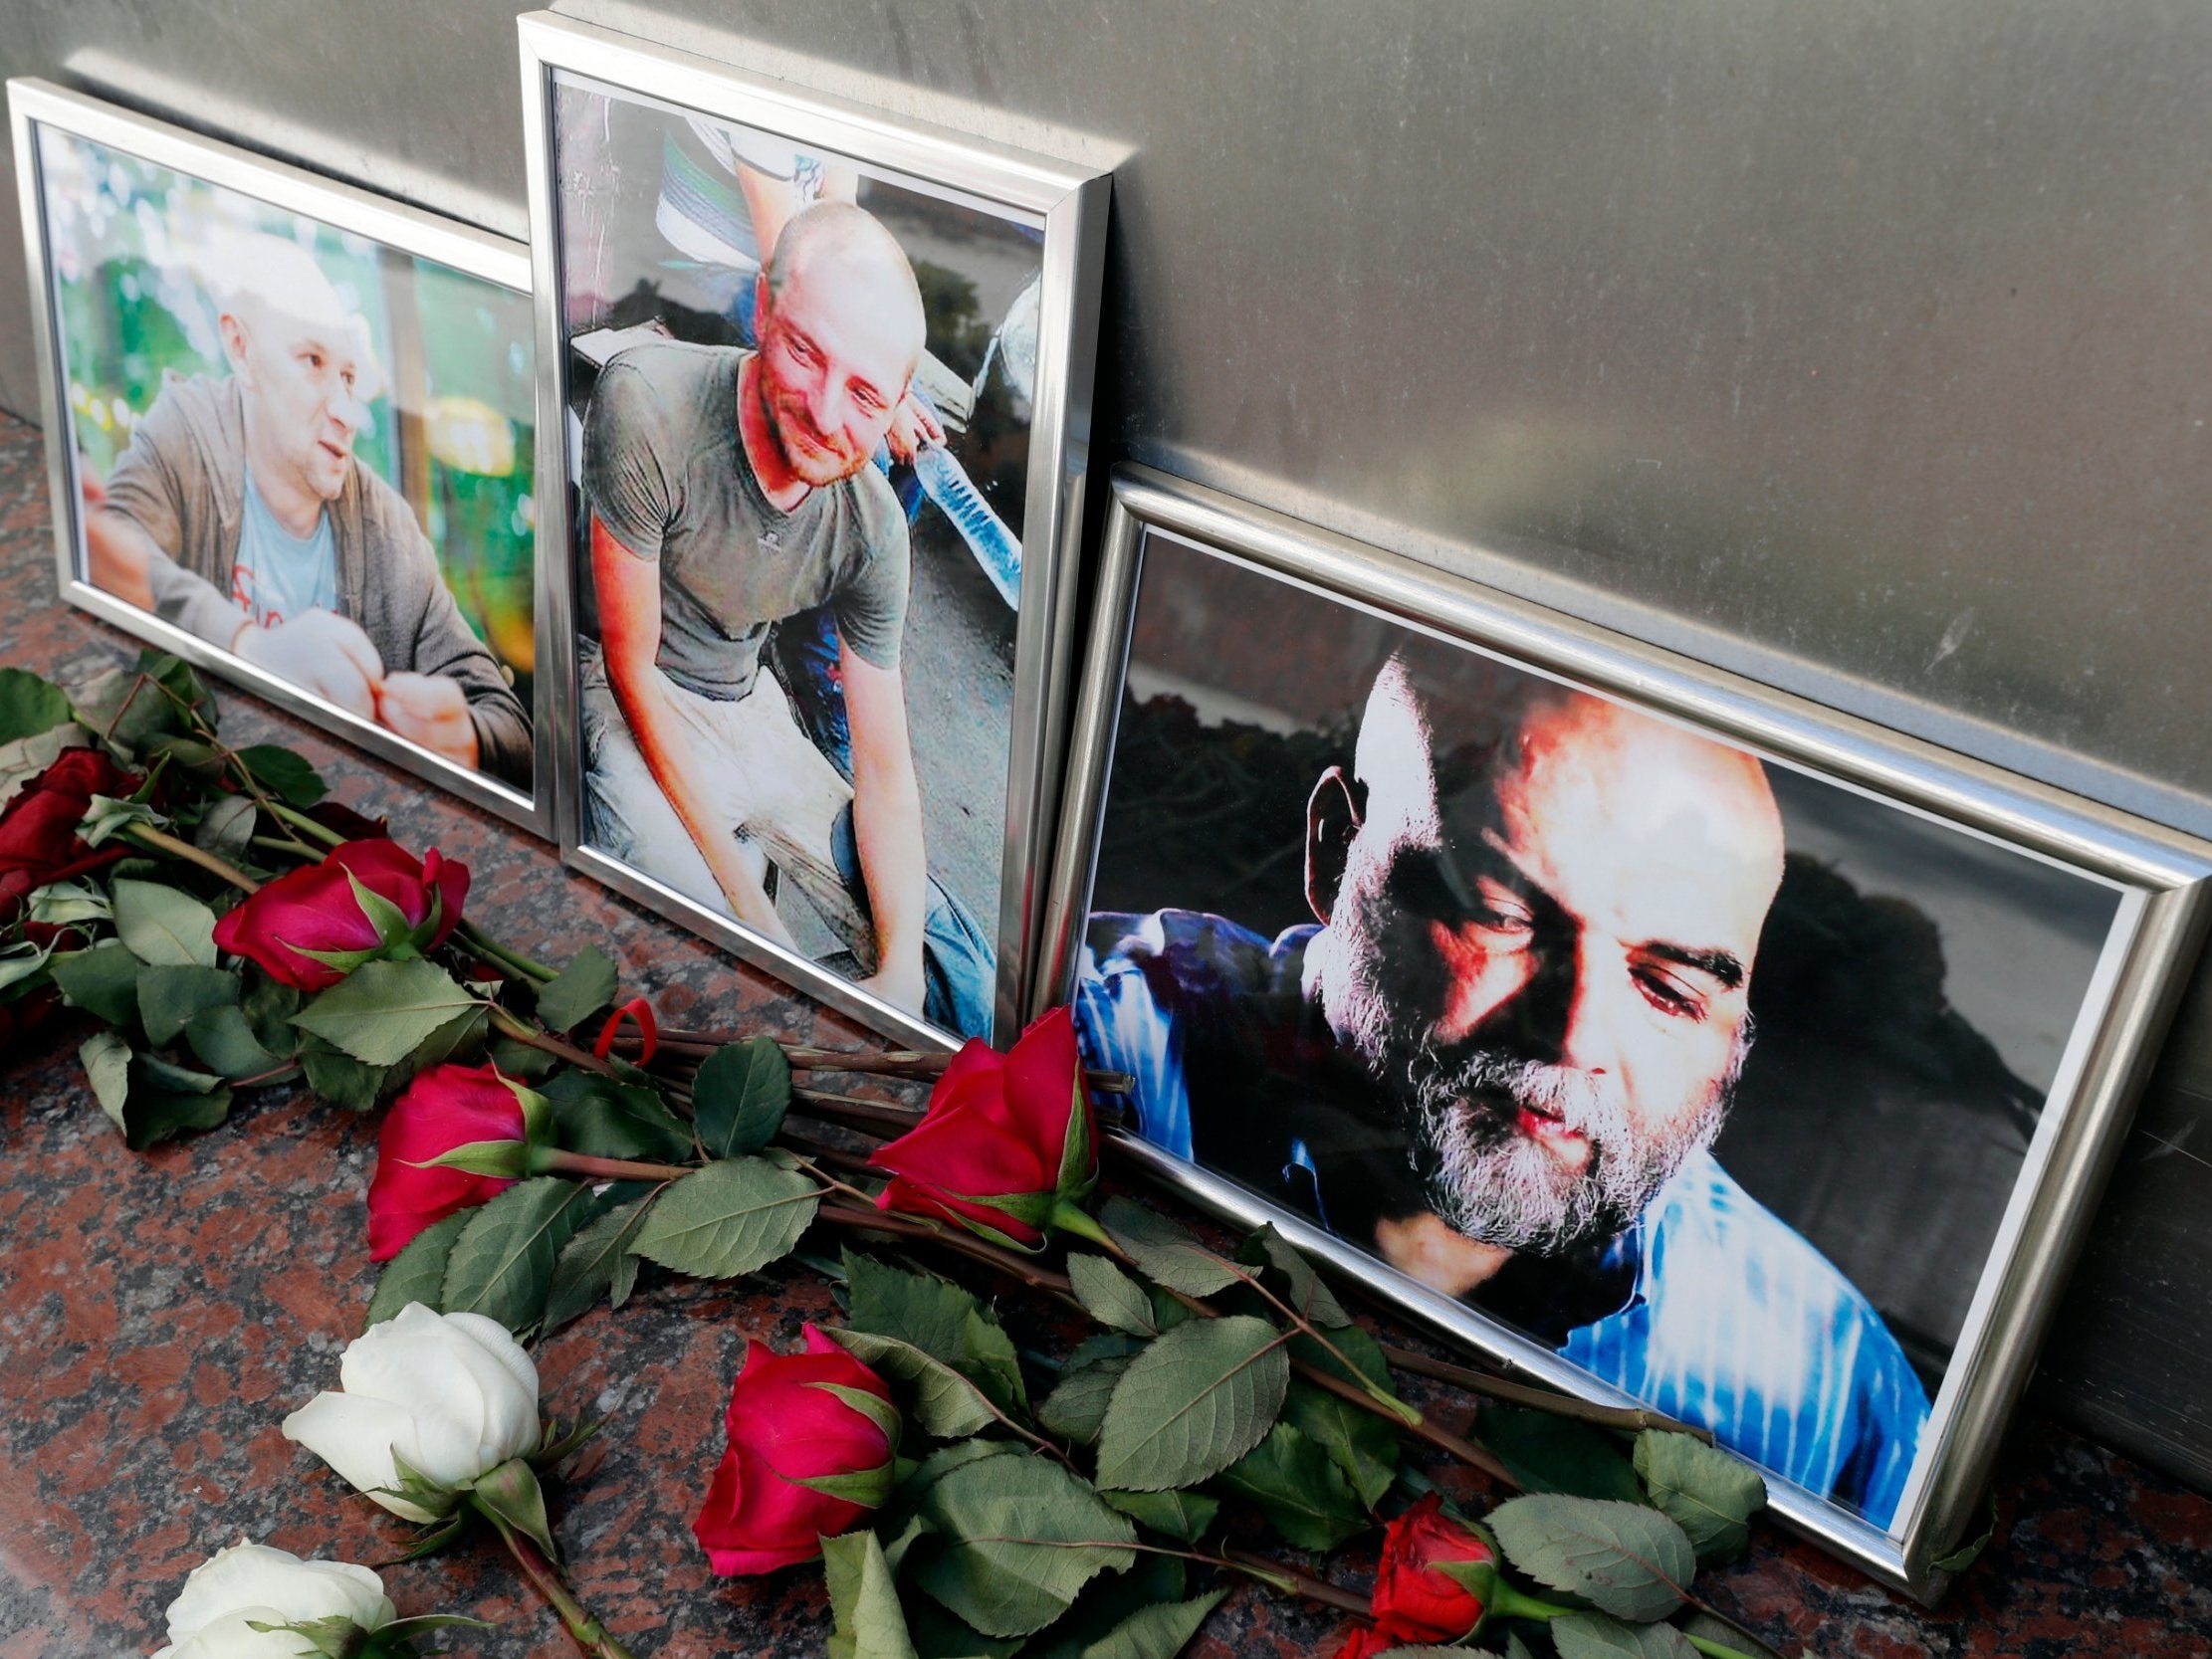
[541,1069,693,1163]
[1030,1589,1225,1659]
[192,793,257,863]
[488,1034,561,1081]
[1237,1223,1351,1328]
[293,959,478,1065]
[1094,1315,1289,1491]
[1216,1420,1367,1551]
[26,877,111,927]
[136,963,238,1047]
[533,944,619,1034]
[368,1212,470,1326]
[1482,1407,1643,1505]
[1633,1431,1766,1565]
[1068,1254,1158,1337]
[1929,1490,1998,1574]
[112,879,218,967]
[301,1042,389,1113]
[0,668,70,743]
[1282,1376,1398,1509]
[234,743,328,806]
[693,1036,792,1157]
[1550,1613,1698,1659]
[78,793,164,849]
[1100,1197,1241,1297]
[1099,1488,1219,1545]
[824,1528,922,1659]
[69,656,205,755]
[907,1600,1025,1659]
[439,1177,598,1335]
[50,939,143,1028]
[1038,1348,1139,1445]
[81,1031,132,1130]
[827,1329,1006,1440]
[914,1450,1136,1638]
[470,1457,557,1561]
[1488,1495,1695,1623]
[185,1002,291,1080]
[844,1251,1027,1413]
[241,972,302,1055]
[626,1156,820,1280]
[543,1194,655,1332]
[85,1036,233,1148]
[1674,1614,1783,1659]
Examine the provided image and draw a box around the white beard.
[1310,909,1743,1254]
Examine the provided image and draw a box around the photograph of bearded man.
[1076,643,1932,1529]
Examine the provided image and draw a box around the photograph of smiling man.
[27,117,539,796]
[1072,525,2128,1536]
[553,76,1045,1041]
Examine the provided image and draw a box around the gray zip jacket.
[103,373,532,787]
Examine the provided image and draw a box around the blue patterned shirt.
[1073,910,1930,1531]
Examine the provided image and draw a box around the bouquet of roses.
[0,652,1794,1659]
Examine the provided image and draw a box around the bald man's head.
[751,202,926,488]
[207,233,380,508]
[1305,647,1785,1255]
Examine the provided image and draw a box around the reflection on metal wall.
[1,0,2207,1484]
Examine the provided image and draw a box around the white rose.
[282,1303,541,1522]
[150,1540,394,1659]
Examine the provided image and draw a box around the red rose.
[0,747,138,921]
[1369,1493,1497,1642]
[693,1325,899,1575]
[212,838,468,990]
[867,1006,1094,1248]
[366,1063,529,1261]
[1329,1625,1406,1659]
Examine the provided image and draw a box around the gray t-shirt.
[581,341,909,702]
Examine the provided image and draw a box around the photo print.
[524,13,1107,1049]
[15,88,540,814]
[1055,502,2171,1552]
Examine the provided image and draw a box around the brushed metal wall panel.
[2,0,2208,1492]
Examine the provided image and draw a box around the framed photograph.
[1038,465,2212,1599]
[9,80,548,830]
[518,13,1109,1053]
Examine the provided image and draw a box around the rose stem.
[631,1032,1135,1096]
[539,1150,692,1183]
[263,798,344,848]
[1215,1546,1370,1614]
[120,823,260,894]
[808,1196,1514,1485]
[487,1007,617,1077]
[460,923,558,986]
[789,1090,1664,1448]
[1380,1344,1714,1442]
[1682,1635,1765,1659]
[480,1510,639,1659]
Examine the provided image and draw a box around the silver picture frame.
[518,11,1109,1053]
[9,79,551,834]
[1037,463,2212,1601]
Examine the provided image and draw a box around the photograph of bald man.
[1078,644,1931,1527]
[82,233,531,783]
[579,201,988,1034]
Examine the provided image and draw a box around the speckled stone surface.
[0,412,2207,1658]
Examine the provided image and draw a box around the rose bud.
[151,1540,396,1659]
[693,1324,899,1575]
[1369,1493,1499,1642]
[213,838,468,991]
[867,1005,1097,1249]
[0,747,138,922]
[367,1063,532,1261]
[283,1303,540,1521]
[1328,1625,1409,1659]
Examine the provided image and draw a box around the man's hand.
[376,672,481,769]
[78,468,155,610]
[883,390,946,466]
[856,962,927,1016]
[233,609,384,719]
